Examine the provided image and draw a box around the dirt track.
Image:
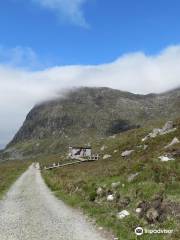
[0,164,109,240]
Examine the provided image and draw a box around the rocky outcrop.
[7,87,180,154]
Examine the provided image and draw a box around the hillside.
[5,87,180,158]
[42,118,180,240]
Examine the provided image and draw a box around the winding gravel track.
[0,164,109,240]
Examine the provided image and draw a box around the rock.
[146,207,159,223]
[159,155,175,162]
[162,121,174,132]
[109,135,116,139]
[160,128,177,135]
[171,149,180,157]
[103,154,111,159]
[119,197,131,207]
[136,208,142,213]
[101,145,107,151]
[141,121,176,142]
[128,172,139,182]
[96,187,103,196]
[107,194,114,201]
[121,150,134,157]
[151,196,163,209]
[144,145,148,150]
[142,136,149,142]
[164,137,180,149]
[111,182,121,188]
[114,149,118,153]
[116,210,130,219]
[137,201,150,216]
[149,128,161,138]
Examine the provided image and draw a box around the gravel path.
[0,164,109,240]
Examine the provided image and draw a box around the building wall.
[69,147,92,159]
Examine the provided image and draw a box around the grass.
[41,119,180,239]
[0,160,30,199]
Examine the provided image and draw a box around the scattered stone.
[121,150,134,157]
[119,197,131,208]
[143,145,148,150]
[160,128,177,135]
[136,208,142,213]
[122,184,125,188]
[116,210,130,219]
[103,154,111,159]
[149,128,162,138]
[158,155,175,162]
[114,149,118,153]
[164,137,180,149]
[137,144,148,150]
[137,201,150,217]
[142,136,149,142]
[111,182,121,188]
[128,172,139,182]
[146,207,159,223]
[109,135,116,139]
[96,187,103,196]
[137,195,167,223]
[162,121,174,132]
[171,149,180,157]
[142,121,176,142]
[107,194,114,201]
[100,145,107,151]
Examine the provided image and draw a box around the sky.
[0,0,180,148]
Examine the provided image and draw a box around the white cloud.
[0,44,180,148]
[32,0,89,27]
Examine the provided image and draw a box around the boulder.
[111,182,121,188]
[128,172,139,182]
[119,197,131,208]
[121,150,134,157]
[101,145,107,151]
[171,149,180,157]
[107,194,114,201]
[142,121,176,142]
[158,155,175,162]
[162,121,174,132]
[96,187,103,196]
[136,208,142,213]
[136,145,148,150]
[164,137,180,149]
[146,207,159,223]
[149,128,161,138]
[103,154,112,159]
[116,210,130,219]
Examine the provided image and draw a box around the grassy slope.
[42,119,180,240]
[0,160,29,199]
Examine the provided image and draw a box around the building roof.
[69,146,92,149]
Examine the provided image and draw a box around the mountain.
[6,87,180,157]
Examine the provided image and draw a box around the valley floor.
[0,164,109,240]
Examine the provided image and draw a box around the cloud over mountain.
[0,44,180,148]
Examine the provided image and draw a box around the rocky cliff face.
[8,87,180,150]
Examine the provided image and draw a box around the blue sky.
[1,0,180,67]
[1,0,180,148]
